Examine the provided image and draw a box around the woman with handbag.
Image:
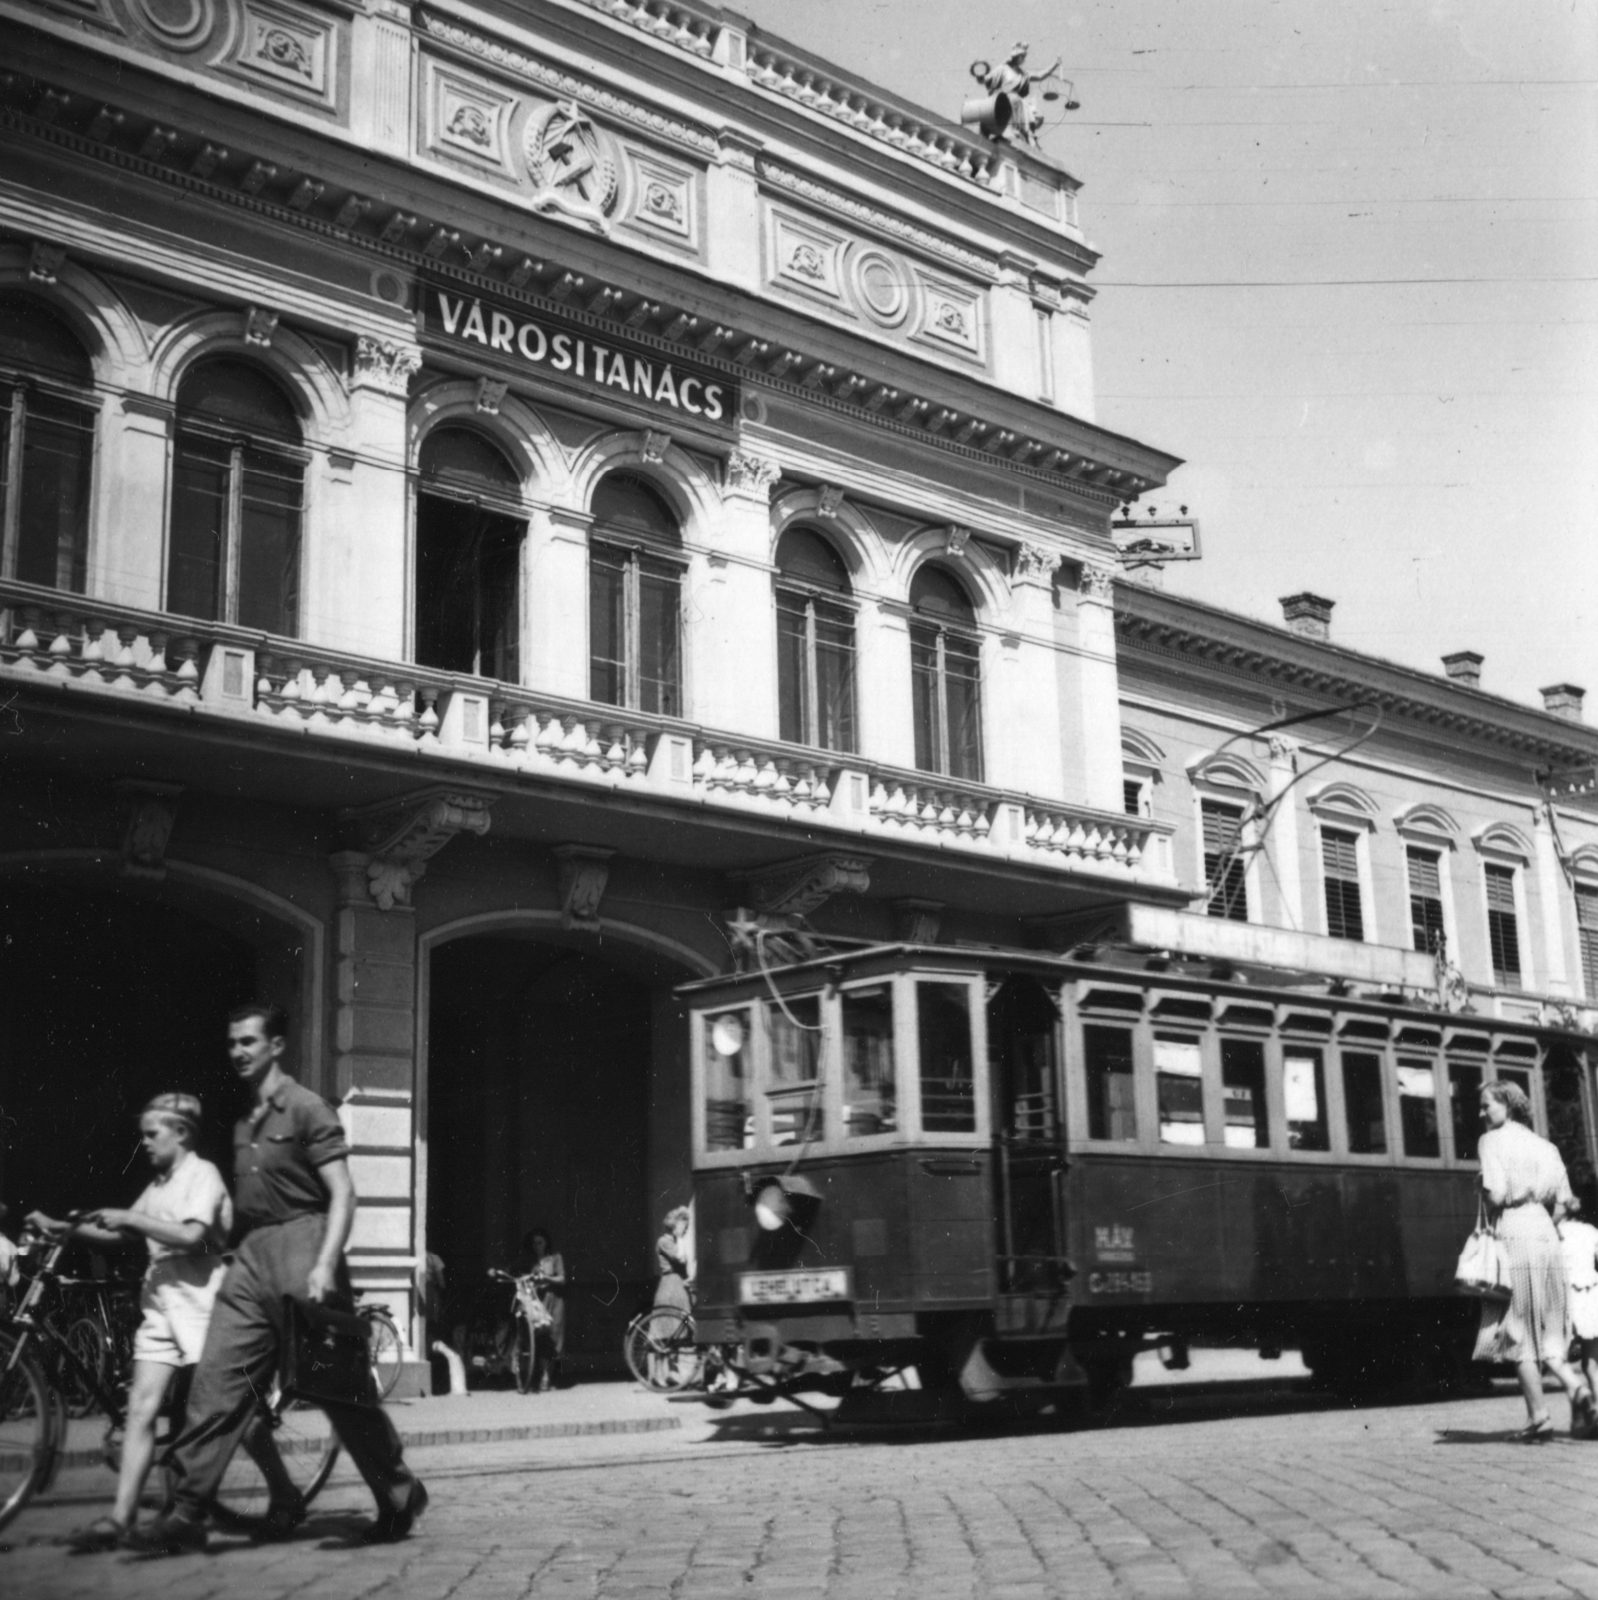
[1475,1080,1595,1440]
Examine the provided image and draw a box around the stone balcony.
[0,579,1175,888]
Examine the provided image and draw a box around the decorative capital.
[723,450,780,501]
[475,376,508,414]
[817,484,846,519]
[29,241,66,284]
[1011,541,1061,589]
[946,525,973,557]
[1077,562,1115,604]
[743,852,871,918]
[244,306,279,347]
[553,844,614,931]
[893,898,943,944]
[352,335,424,397]
[1266,734,1299,767]
[113,779,182,880]
[642,429,671,465]
[339,787,492,910]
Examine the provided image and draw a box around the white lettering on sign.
[1087,1270,1153,1295]
[432,291,726,421]
[1093,1223,1136,1263]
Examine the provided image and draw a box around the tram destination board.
[739,1268,852,1306]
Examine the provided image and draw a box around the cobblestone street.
[10,1382,1598,1600]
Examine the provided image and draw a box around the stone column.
[1266,735,1305,930]
[92,394,170,610]
[351,0,414,159]
[690,450,779,735]
[1534,802,1572,995]
[306,336,419,659]
[1070,561,1123,813]
[858,599,916,770]
[991,542,1065,797]
[328,851,421,1371]
[704,129,763,293]
[524,505,592,699]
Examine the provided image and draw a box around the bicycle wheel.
[367,1311,405,1402]
[210,1393,341,1533]
[636,1308,700,1393]
[0,1335,57,1534]
[622,1314,653,1386]
[512,1318,537,1395]
[63,1316,112,1418]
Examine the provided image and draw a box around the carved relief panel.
[99,0,347,117]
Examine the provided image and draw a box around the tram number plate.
[739,1269,852,1306]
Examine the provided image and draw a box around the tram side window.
[1449,1062,1484,1160]
[1155,1033,1205,1145]
[1341,1052,1388,1154]
[918,984,976,1133]
[1283,1048,1330,1151]
[1084,1026,1136,1142]
[1221,1038,1269,1149]
[1397,1059,1440,1157]
[842,986,896,1136]
[768,996,823,1144]
[704,1010,752,1151]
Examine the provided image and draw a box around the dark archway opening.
[0,883,261,1218]
[427,937,671,1376]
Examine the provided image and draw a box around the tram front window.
[1449,1061,1484,1158]
[1342,1051,1388,1154]
[1397,1060,1440,1157]
[704,1008,752,1150]
[769,995,823,1144]
[918,983,976,1132]
[842,986,896,1135]
[1085,1026,1136,1142]
[1283,1049,1330,1151]
[1155,1033,1205,1145]
[1221,1038,1268,1148]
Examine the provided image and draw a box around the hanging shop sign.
[423,285,737,429]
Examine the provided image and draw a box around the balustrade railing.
[0,580,1171,879]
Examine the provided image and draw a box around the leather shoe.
[360,1478,428,1544]
[253,1492,308,1542]
[126,1511,207,1554]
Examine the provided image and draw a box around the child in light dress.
[1558,1185,1598,1396]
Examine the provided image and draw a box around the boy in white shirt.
[30,1092,289,1549]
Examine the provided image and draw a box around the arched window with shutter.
[414,425,524,681]
[908,563,982,781]
[774,526,855,753]
[168,358,304,634]
[588,472,682,717]
[0,295,96,593]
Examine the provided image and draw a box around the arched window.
[168,358,303,634]
[0,295,96,593]
[908,564,982,781]
[589,472,682,717]
[414,426,524,681]
[774,526,855,752]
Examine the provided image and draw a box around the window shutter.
[1202,800,1242,855]
[1407,849,1441,900]
[1321,829,1360,880]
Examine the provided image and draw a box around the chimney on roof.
[1541,683,1586,722]
[1442,651,1484,689]
[1280,592,1334,642]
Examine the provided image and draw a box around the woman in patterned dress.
[1476,1080,1596,1439]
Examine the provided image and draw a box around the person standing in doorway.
[521,1228,566,1392]
[654,1206,693,1315]
[133,1002,427,1552]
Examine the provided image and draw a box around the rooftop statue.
[962,44,1077,148]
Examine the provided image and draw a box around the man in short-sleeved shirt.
[140,1004,426,1553]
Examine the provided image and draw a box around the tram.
[682,941,1597,1410]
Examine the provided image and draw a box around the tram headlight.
[751,1173,821,1232]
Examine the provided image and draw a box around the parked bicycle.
[487,1268,552,1395]
[355,1295,405,1402]
[0,1226,339,1535]
[623,1305,733,1394]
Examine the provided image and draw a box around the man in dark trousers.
[135,1001,427,1552]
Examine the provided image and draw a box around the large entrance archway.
[0,869,318,1216]
[424,928,699,1375]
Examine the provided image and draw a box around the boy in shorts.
[30,1092,294,1549]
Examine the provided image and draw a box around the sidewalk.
[56,1380,682,1468]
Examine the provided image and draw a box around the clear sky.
[727,0,1598,716]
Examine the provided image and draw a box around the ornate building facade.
[2,0,1593,1379]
